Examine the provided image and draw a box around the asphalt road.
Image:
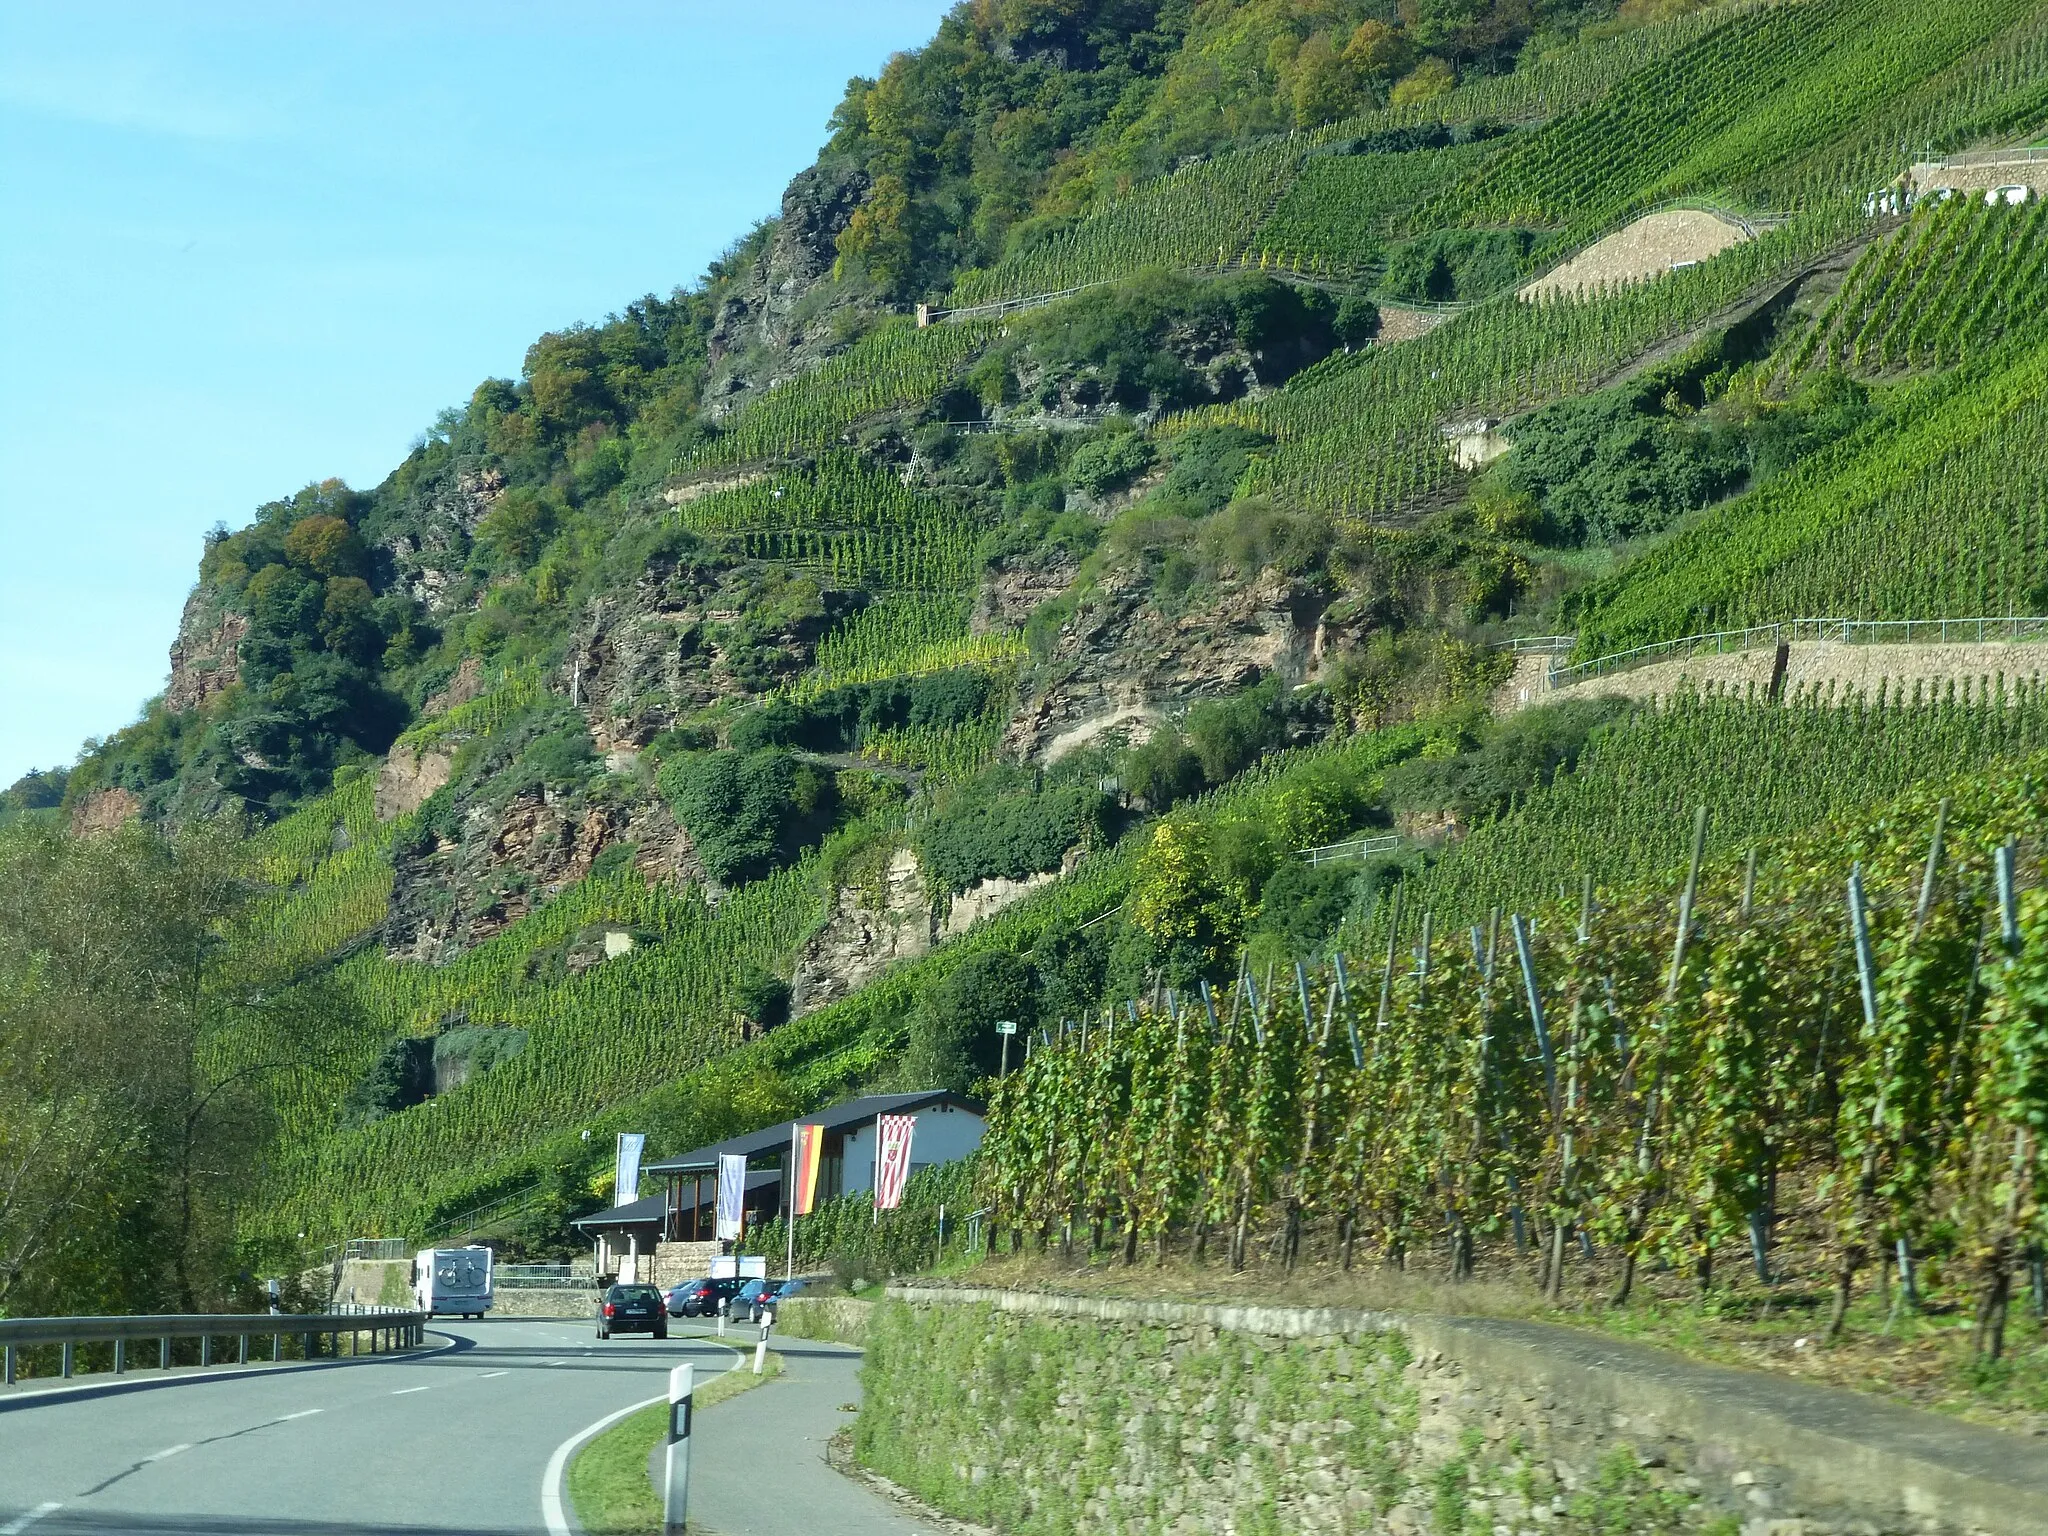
[0,1316,719,1535]
[674,1337,937,1536]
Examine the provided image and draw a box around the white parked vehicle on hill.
[413,1246,493,1318]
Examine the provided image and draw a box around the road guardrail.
[1,1306,426,1386]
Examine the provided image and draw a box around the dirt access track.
[1521,209,1753,301]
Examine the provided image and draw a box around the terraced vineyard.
[665,453,986,591]
[232,852,825,1244]
[1217,206,1862,520]
[1783,196,2048,377]
[1255,140,1501,278]
[685,320,992,469]
[947,139,1305,307]
[946,2,1765,310]
[1417,0,2039,238]
[799,594,1025,697]
[1387,686,2048,929]
[1571,332,2048,654]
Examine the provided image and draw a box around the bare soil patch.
[1522,209,1752,301]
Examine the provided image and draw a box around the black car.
[597,1283,668,1340]
[666,1275,747,1318]
[734,1278,781,1322]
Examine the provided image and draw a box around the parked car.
[734,1278,781,1321]
[666,1275,747,1318]
[767,1276,811,1311]
[597,1283,667,1340]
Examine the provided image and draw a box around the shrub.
[657,749,835,885]
[1066,431,1155,496]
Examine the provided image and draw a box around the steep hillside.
[13,0,2048,1274]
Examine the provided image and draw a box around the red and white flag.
[873,1114,916,1210]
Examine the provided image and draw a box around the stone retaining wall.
[1514,640,2048,713]
[856,1285,2047,1536]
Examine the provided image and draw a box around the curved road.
[0,1317,936,1536]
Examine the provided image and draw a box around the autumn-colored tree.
[282,513,363,578]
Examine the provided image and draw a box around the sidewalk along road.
[0,1315,733,1535]
[673,1333,940,1536]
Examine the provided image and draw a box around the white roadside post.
[753,1306,772,1375]
[663,1362,694,1535]
[716,1295,726,1338]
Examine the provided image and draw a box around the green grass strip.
[567,1348,784,1535]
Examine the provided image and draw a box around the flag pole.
[786,1125,798,1281]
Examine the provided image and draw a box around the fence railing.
[1298,834,1401,867]
[1917,146,2048,170]
[1506,635,1577,655]
[1548,615,2048,689]
[1,1307,425,1387]
[342,1237,410,1262]
[495,1264,598,1290]
[423,1181,545,1246]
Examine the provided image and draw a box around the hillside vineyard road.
[0,1317,738,1535]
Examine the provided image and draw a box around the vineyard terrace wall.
[1502,640,2048,714]
[860,1286,2048,1536]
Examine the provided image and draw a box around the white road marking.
[391,1385,430,1395]
[277,1409,322,1421]
[544,1359,566,1366]
[540,1337,747,1536]
[144,1445,191,1462]
[0,1503,61,1535]
[479,1369,509,1378]
[540,1395,667,1536]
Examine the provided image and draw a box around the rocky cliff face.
[379,463,505,615]
[384,788,699,962]
[790,847,931,1017]
[164,590,248,714]
[1011,568,1335,761]
[704,160,872,414]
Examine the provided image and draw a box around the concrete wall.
[858,1285,2048,1536]
[836,1104,986,1197]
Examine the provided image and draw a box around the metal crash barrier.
[0,1306,427,1387]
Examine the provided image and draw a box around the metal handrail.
[1507,635,1577,654]
[1549,616,2048,689]
[1,1307,426,1386]
[1299,834,1400,867]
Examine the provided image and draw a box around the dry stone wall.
[857,1286,2047,1536]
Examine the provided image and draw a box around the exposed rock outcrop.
[374,742,455,821]
[1010,569,1330,762]
[384,790,699,963]
[165,590,248,713]
[704,160,873,413]
[71,787,142,837]
[790,848,931,1017]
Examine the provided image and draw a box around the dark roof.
[643,1091,985,1175]
[569,1194,667,1233]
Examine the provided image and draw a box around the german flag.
[788,1123,825,1216]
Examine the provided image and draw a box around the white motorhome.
[412,1246,493,1318]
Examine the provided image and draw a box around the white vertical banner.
[615,1132,646,1207]
[715,1153,747,1241]
[873,1115,916,1211]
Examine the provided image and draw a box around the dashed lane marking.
[391,1386,430,1395]
[143,1446,191,1462]
[276,1409,322,1421]
[479,1370,509,1378]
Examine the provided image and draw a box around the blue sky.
[0,1,952,786]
